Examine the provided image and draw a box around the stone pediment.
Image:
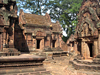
[32,29,46,37]
[75,0,100,38]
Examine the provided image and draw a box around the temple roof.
[19,9,62,34]
[67,34,74,44]
[51,21,62,33]
[24,13,50,26]
[52,23,59,32]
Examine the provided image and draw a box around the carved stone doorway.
[52,40,56,48]
[77,39,82,55]
[37,39,41,49]
[88,43,93,57]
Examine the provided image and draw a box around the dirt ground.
[43,56,100,75]
[43,56,71,75]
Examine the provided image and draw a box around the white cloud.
[24,9,31,13]
[63,31,67,36]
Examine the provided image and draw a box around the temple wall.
[14,29,29,52]
[74,41,78,55]
[44,36,51,47]
[40,39,44,49]
[93,39,98,57]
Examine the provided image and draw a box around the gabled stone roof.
[23,13,50,27]
[51,21,62,33]
[19,9,62,34]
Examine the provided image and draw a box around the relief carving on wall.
[36,31,45,37]
[81,23,92,37]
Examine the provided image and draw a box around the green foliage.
[16,0,49,15]
[62,36,68,43]
[43,0,82,42]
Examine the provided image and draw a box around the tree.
[43,0,82,42]
[16,0,83,42]
[16,0,49,15]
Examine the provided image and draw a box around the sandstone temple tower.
[0,0,18,52]
[69,0,100,72]
[74,0,100,59]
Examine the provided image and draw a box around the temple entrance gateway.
[77,39,81,55]
[52,40,56,47]
[88,43,93,57]
[37,39,41,49]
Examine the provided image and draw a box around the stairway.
[69,56,100,72]
[0,54,51,75]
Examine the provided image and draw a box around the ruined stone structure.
[69,0,100,72]
[18,10,63,52]
[74,0,100,59]
[0,1,52,75]
[0,0,20,54]
[0,0,64,53]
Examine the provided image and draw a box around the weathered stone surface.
[18,9,64,52]
[67,0,100,73]
[74,0,100,60]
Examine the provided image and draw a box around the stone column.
[40,38,44,50]
[81,41,84,58]
[74,41,78,55]
[81,39,86,59]
[3,32,6,47]
[47,36,51,47]
[0,33,3,51]
[33,38,36,49]
[85,42,90,59]
[93,39,98,57]
[98,30,100,54]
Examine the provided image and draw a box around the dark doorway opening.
[37,39,41,49]
[52,40,56,47]
[88,43,93,57]
[77,39,82,55]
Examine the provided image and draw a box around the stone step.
[74,58,93,65]
[67,65,100,75]
[74,58,100,65]
[0,67,51,75]
[70,60,100,71]
[0,62,43,68]
[0,54,45,69]
[3,71,51,75]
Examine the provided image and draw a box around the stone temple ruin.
[0,0,67,75]
[18,10,63,52]
[67,0,100,74]
[0,0,100,75]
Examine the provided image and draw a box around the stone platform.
[69,56,100,72]
[0,48,21,57]
[0,54,51,75]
